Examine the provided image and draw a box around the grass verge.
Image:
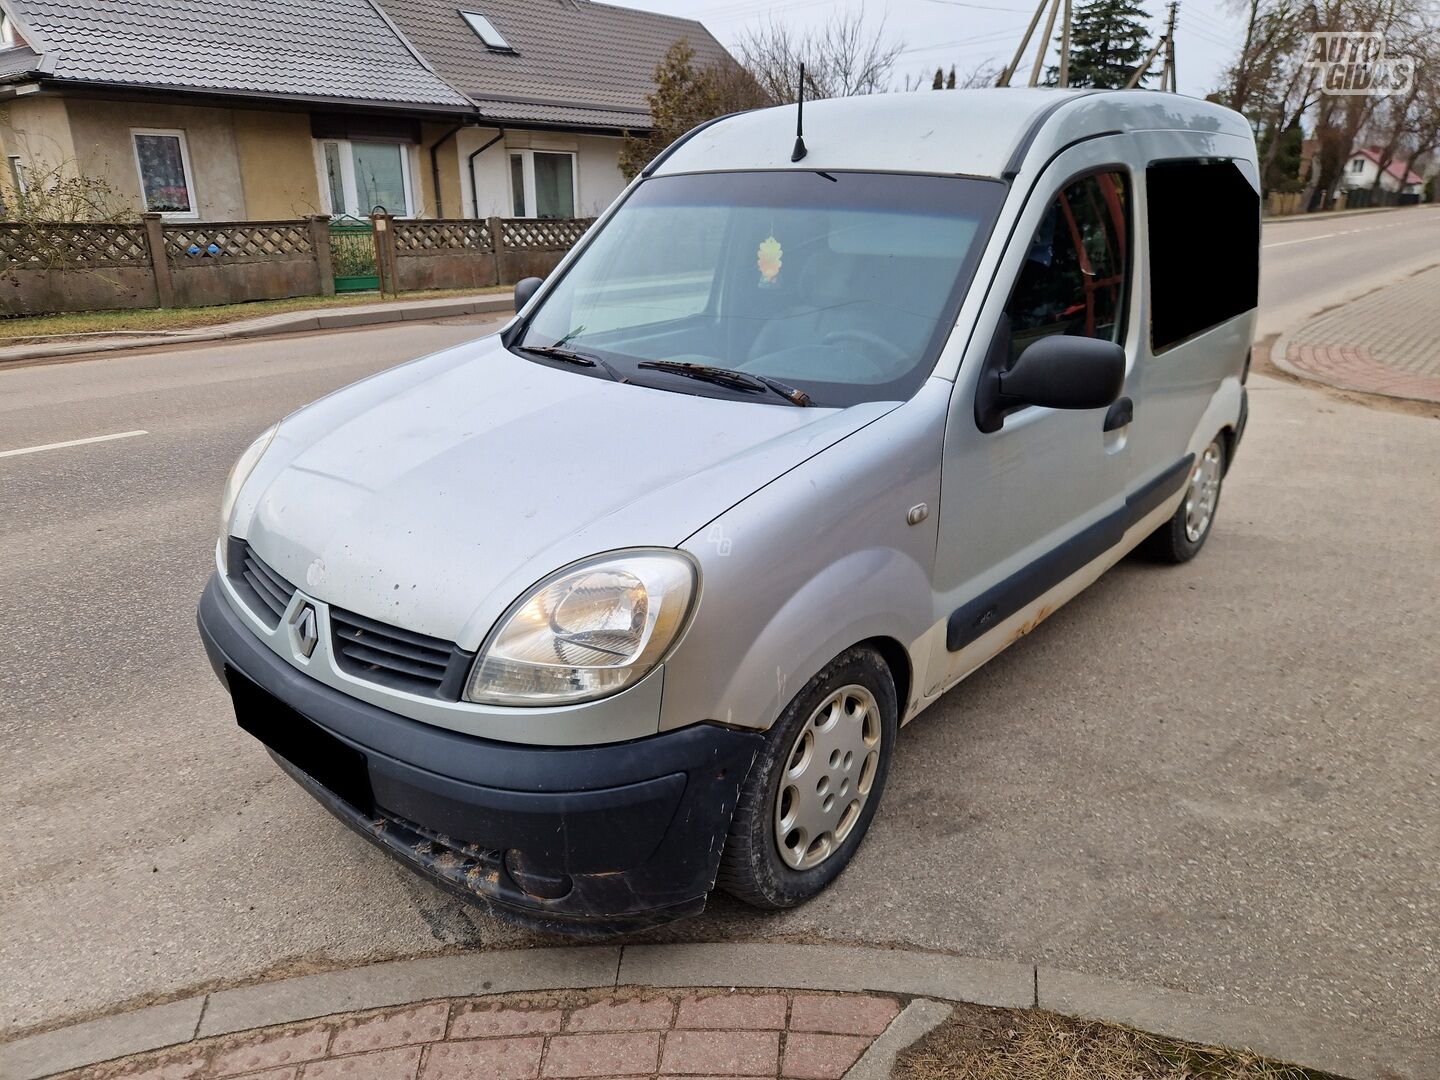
[0,287,509,343]
[895,1003,1346,1080]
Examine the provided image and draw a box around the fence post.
[371,213,398,297]
[142,213,175,309]
[309,215,335,297]
[487,216,505,287]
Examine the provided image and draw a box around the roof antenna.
[791,63,808,163]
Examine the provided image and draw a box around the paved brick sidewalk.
[60,989,903,1080]
[1281,263,1440,402]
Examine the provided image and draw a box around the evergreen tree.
[1259,119,1305,194]
[932,67,945,89]
[946,65,957,89]
[1049,0,1155,88]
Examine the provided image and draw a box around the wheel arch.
[856,635,913,724]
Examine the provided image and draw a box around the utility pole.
[1126,1,1177,89]
[996,0,1075,87]
[1161,1,1178,92]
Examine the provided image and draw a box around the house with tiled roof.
[1340,146,1425,197]
[0,0,729,222]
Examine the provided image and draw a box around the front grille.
[330,606,472,700]
[228,540,296,629]
[225,538,472,701]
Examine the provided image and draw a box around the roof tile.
[4,0,468,105]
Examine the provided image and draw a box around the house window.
[132,130,197,218]
[460,11,513,51]
[8,155,27,196]
[320,139,416,218]
[1350,158,1365,173]
[508,150,576,219]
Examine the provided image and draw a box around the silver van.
[199,89,1259,931]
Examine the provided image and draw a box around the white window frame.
[507,148,578,220]
[316,138,417,219]
[1,12,17,48]
[8,154,27,196]
[459,10,513,51]
[131,128,199,220]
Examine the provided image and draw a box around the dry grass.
[896,1003,1345,1080]
[0,286,509,343]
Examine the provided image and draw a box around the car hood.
[235,335,897,648]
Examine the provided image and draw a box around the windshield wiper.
[518,344,627,384]
[636,360,812,407]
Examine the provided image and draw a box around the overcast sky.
[618,0,1242,99]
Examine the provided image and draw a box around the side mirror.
[998,335,1125,412]
[513,276,544,312]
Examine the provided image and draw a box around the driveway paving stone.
[56,992,899,1080]
[1282,263,1440,400]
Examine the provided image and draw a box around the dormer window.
[460,10,514,52]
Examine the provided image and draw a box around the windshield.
[514,170,1006,407]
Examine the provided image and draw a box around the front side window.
[1147,159,1259,351]
[509,149,576,219]
[132,130,196,217]
[321,139,415,217]
[516,170,1005,407]
[1003,170,1129,365]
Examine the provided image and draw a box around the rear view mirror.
[999,336,1125,412]
[514,276,544,312]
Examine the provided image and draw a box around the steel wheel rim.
[1184,441,1223,543]
[774,684,883,871]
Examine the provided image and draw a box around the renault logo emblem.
[291,603,320,659]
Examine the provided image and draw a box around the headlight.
[466,550,697,706]
[220,424,279,533]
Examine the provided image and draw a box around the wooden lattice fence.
[163,221,314,262]
[394,220,492,252]
[2,212,597,315]
[0,222,150,268]
[501,218,594,250]
[382,216,593,293]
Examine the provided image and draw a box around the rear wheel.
[1140,437,1226,564]
[717,646,897,909]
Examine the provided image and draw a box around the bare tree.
[737,10,905,102]
[619,40,773,180]
[1362,15,1439,194]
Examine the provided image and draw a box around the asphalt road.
[2,210,1438,1046]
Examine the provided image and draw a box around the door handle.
[1103,396,1134,432]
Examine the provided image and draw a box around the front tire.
[1139,437,1226,564]
[717,646,897,910]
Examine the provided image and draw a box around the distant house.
[0,0,729,222]
[1340,146,1424,195]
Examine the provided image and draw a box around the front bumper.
[198,576,761,932]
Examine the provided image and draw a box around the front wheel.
[717,646,897,910]
[1139,436,1227,564]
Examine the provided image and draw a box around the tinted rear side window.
[1146,160,1259,352]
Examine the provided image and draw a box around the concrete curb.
[0,295,513,366]
[1262,204,1432,225]
[3,943,1434,1080]
[842,998,953,1080]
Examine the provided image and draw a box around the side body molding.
[946,454,1194,651]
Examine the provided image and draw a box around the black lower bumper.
[197,576,761,932]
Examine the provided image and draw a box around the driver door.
[929,138,1138,694]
